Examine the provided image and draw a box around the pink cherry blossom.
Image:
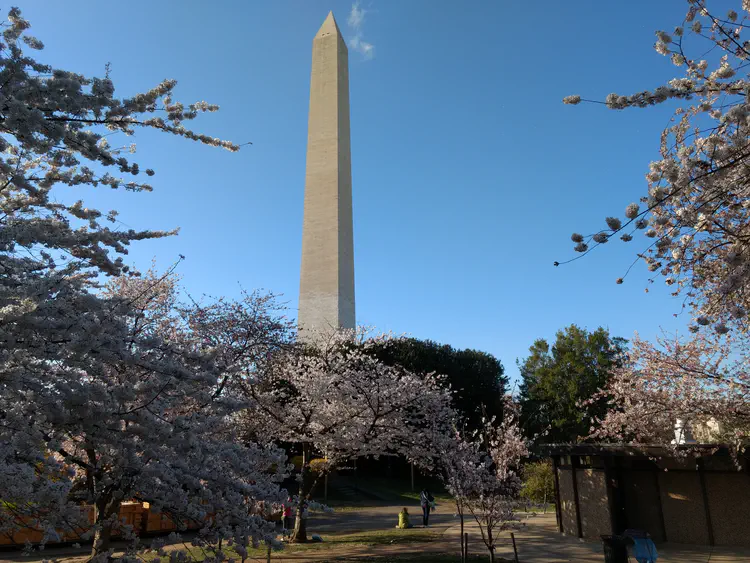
[563,1,750,336]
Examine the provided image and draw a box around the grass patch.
[326,528,438,546]
[159,527,443,561]
[324,501,376,510]
[322,476,453,508]
[519,503,555,514]
[25,528,513,563]
[399,490,453,505]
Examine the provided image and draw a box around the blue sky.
[15,0,697,383]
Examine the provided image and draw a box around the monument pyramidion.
[298,12,355,341]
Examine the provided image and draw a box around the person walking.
[282,497,294,534]
[419,488,434,527]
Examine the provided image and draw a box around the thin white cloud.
[347,2,374,60]
[348,2,366,29]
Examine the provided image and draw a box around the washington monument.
[298,12,355,339]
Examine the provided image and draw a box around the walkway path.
[443,511,750,563]
[310,506,750,563]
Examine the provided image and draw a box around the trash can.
[601,535,629,563]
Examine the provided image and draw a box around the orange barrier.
[0,502,204,546]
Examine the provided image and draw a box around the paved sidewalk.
[445,512,750,563]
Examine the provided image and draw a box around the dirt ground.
[4,505,750,562]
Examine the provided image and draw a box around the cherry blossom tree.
[589,331,750,455]
[561,1,750,457]
[562,0,750,335]
[205,328,457,543]
[435,402,528,563]
[182,289,296,398]
[0,6,298,560]
[3,267,292,561]
[434,429,475,563]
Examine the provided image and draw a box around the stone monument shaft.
[298,12,355,337]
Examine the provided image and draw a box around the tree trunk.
[90,494,120,559]
[291,505,308,544]
[460,512,465,563]
[92,526,114,560]
[486,528,495,563]
[543,490,548,514]
[290,443,313,543]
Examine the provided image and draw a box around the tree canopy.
[520,460,554,510]
[0,7,276,559]
[433,400,528,563]
[367,337,508,432]
[563,1,750,455]
[562,0,750,337]
[518,325,627,443]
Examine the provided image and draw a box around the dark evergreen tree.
[518,325,626,443]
